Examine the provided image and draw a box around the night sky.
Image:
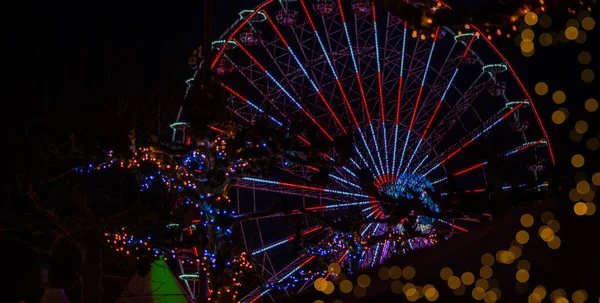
[8,0,599,302]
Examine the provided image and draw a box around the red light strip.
[211,0,275,70]
[209,125,224,133]
[408,27,440,130]
[453,162,486,176]
[422,34,476,139]
[234,38,334,142]
[470,25,555,165]
[262,11,347,133]
[395,22,408,125]
[440,102,523,165]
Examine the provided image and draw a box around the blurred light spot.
[448,276,461,289]
[340,280,353,293]
[572,289,588,303]
[378,267,390,280]
[517,260,531,271]
[357,274,371,287]
[403,266,416,280]
[521,213,534,227]
[552,111,566,124]
[534,82,548,95]
[539,15,552,28]
[577,180,590,194]
[539,33,553,46]
[585,98,598,112]
[575,120,589,134]
[585,202,596,215]
[574,202,588,215]
[522,29,535,40]
[579,51,591,64]
[354,285,367,297]
[389,265,402,279]
[565,26,579,40]
[581,69,595,83]
[516,230,530,244]
[516,269,530,283]
[525,12,538,25]
[569,188,582,201]
[547,220,560,232]
[480,266,493,279]
[593,172,600,186]
[582,17,596,30]
[440,267,453,281]
[391,280,403,294]
[541,211,554,223]
[571,154,584,168]
[552,90,566,103]
[461,272,475,285]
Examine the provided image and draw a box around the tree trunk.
[79,247,103,303]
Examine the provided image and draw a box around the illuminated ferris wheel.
[176,0,555,301]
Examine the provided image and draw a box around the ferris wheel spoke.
[234,39,334,141]
[430,139,548,185]
[235,201,377,222]
[262,11,347,134]
[371,2,390,175]
[221,83,285,126]
[404,34,478,174]
[335,0,386,175]
[237,176,372,200]
[399,27,442,175]
[421,102,527,176]
[391,22,409,175]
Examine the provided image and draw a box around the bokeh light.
[516,269,530,283]
[322,281,335,294]
[461,272,475,285]
[354,285,367,297]
[440,267,453,281]
[593,173,600,186]
[575,31,587,44]
[582,190,595,202]
[571,129,583,142]
[570,188,582,201]
[571,154,585,168]
[516,230,530,244]
[566,18,580,28]
[541,211,554,224]
[378,267,390,280]
[585,202,596,215]
[539,33,553,46]
[539,14,552,28]
[539,226,554,242]
[581,69,595,83]
[525,12,538,25]
[582,17,596,30]
[473,287,486,300]
[577,180,590,194]
[533,286,547,299]
[534,82,548,95]
[572,289,588,303]
[484,290,498,303]
[521,39,534,53]
[521,213,534,227]
[425,286,439,301]
[481,253,495,267]
[587,138,599,151]
[448,276,461,289]
[528,293,542,303]
[328,262,341,275]
[552,91,566,104]
[389,265,402,279]
[585,98,598,112]
[565,26,579,40]
[548,220,560,232]
[357,274,371,287]
[575,121,589,134]
[403,266,416,280]
[579,51,591,64]
[480,266,493,279]
[518,260,531,271]
[340,280,353,293]
[552,111,566,124]
[574,202,588,215]
[548,236,561,249]
[391,280,403,294]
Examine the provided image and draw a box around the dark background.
[7,0,598,302]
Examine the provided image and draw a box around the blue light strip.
[354,145,378,177]
[342,166,358,178]
[329,174,362,189]
[371,243,381,267]
[412,154,429,174]
[264,70,304,110]
[403,137,422,174]
[252,238,291,255]
[391,24,408,173]
[374,20,389,175]
[397,130,411,176]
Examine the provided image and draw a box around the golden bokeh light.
[521,39,534,53]
[566,18,580,28]
[509,246,522,259]
[585,98,598,112]
[577,180,590,194]
[571,154,585,168]
[389,265,402,279]
[593,173,600,186]
[541,211,554,224]
[340,279,353,293]
[403,266,416,280]
[538,33,552,46]
[575,31,587,44]
[574,202,588,215]
[578,10,590,20]
[480,266,493,279]
[314,300,324,303]
[539,14,552,28]
[481,253,495,266]
[472,286,486,300]
[587,138,599,151]
[552,111,566,124]
[551,289,567,302]
[520,213,534,227]
[572,289,588,303]
[539,226,555,242]
[582,17,596,30]
[579,51,591,64]
[515,234,528,248]
[403,283,416,295]
[314,277,325,291]
[581,69,595,83]
[354,285,367,297]
[548,220,560,232]
[533,286,547,299]
[528,293,542,303]
[516,269,530,283]
[570,129,583,142]
[440,267,453,281]
[582,190,595,202]
[328,262,341,275]
[565,26,579,40]
[525,12,538,25]
[476,278,489,291]
[322,281,335,294]
[391,280,403,294]
[518,260,531,271]
[425,287,439,302]
[453,284,466,296]
[461,272,475,285]
[548,236,561,249]
[378,266,390,280]
[556,297,569,303]
[534,82,548,95]
[357,274,371,288]
[585,202,596,215]
[484,290,498,303]
[575,121,589,134]
[569,188,582,201]
[558,30,568,43]
[522,29,535,40]
[552,90,566,103]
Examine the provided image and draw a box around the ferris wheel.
[176,0,555,301]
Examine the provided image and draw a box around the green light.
[482,63,508,74]
[117,259,190,302]
[505,101,529,108]
[211,40,238,51]
[454,32,479,42]
[169,122,189,130]
[238,9,267,22]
